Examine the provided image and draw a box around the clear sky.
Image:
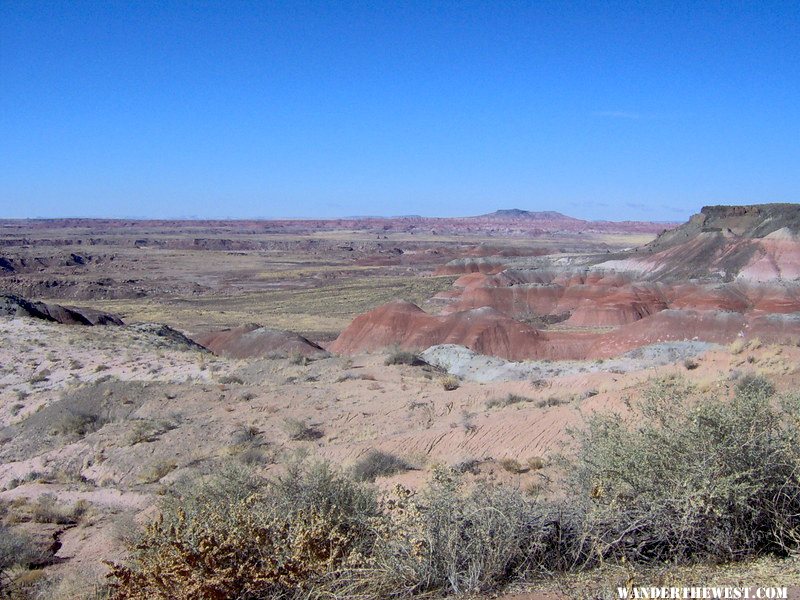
[1,1,798,221]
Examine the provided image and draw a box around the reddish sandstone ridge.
[195,324,326,359]
[331,301,800,361]
[334,205,800,361]
[441,269,800,326]
[329,301,549,361]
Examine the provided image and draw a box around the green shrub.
[366,467,559,596]
[569,376,800,564]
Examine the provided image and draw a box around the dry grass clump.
[441,374,460,391]
[384,348,423,366]
[729,338,746,354]
[282,418,323,441]
[138,460,178,484]
[124,418,178,445]
[351,450,412,482]
[486,393,534,409]
[31,494,90,524]
[0,524,49,597]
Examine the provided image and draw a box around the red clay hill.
[332,204,800,361]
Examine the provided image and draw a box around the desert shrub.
[569,376,800,564]
[31,494,89,524]
[729,338,746,354]
[352,450,411,482]
[526,456,546,470]
[0,524,47,598]
[106,462,379,600]
[683,357,699,370]
[125,418,178,445]
[231,424,261,445]
[364,468,562,596]
[282,418,323,441]
[51,410,106,438]
[384,349,423,366]
[218,374,244,385]
[289,352,308,366]
[441,375,460,391]
[0,525,46,583]
[138,460,177,484]
[499,457,528,474]
[735,373,776,398]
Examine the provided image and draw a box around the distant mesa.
[481,208,573,220]
[195,324,327,359]
[598,203,800,282]
[0,294,123,326]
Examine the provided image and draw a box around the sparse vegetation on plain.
[102,376,800,599]
[4,210,800,599]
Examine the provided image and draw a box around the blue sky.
[1,1,798,221]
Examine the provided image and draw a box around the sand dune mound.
[330,300,544,361]
[195,324,326,359]
[0,294,123,325]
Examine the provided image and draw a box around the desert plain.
[2,205,800,598]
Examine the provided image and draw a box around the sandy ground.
[2,313,800,595]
